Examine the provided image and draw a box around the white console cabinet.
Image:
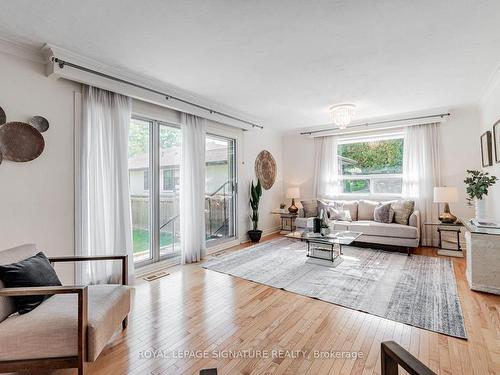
[463,219,500,295]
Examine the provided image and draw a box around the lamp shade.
[286,187,300,199]
[434,187,458,203]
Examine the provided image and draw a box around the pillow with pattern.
[374,202,392,223]
[391,200,415,225]
[300,199,318,217]
[327,207,352,221]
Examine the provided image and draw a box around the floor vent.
[143,270,170,282]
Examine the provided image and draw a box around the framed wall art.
[493,120,500,163]
[480,130,493,167]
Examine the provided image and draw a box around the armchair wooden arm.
[48,255,129,285]
[0,285,87,297]
[0,285,88,374]
[381,341,436,375]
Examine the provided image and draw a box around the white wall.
[479,78,500,220]
[0,51,79,282]
[239,129,282,241]
[439,107,481,218]
[282,107,481,219]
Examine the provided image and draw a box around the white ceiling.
[1,0,500,130]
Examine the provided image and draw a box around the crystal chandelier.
[329,104,356,129]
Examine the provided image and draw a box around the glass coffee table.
[285,230,362,264]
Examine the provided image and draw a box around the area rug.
[203,238,467,339]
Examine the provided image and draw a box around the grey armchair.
[0,244,131,375]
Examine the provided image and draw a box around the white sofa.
[295,199,420,254]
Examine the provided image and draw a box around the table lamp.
[286,187,300,214]
[434,187,458,223]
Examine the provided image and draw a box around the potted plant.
[248,179,263,242]
[279,203,286,213]
[464,169,498,219]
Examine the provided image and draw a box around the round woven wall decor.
[255,150,277,190]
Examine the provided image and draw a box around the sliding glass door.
[128,118,182,266]
[205,134,237,244]
[128,117,238,266]
[128,118,153,264]
[159,124,181,259]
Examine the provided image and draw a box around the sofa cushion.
[348,220,418,239]
[358,200,379,220]
[0,284,131,362]
[300,199,318,217]
[0,252,62,315]
[0,244,39,323]
[332,220,350,231]
[391,200,415,225]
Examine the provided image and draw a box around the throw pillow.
[0,252,62,314]
[334,200,359,221]
[316,199,331,218]
[374,203,393,223]
[300,199,318,217]
[391,200,415,225]
[389,208,395,223]
[327,207,352,221]
[358,200,379,220]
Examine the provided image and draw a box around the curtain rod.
[300,112,451,135]
[51,57,263,130]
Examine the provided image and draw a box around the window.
[162,167,179,191]
[337,134,404,196]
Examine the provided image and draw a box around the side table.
[271,211,298,233]
[424,221,464,257]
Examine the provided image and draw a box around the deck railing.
[131,180,233,257]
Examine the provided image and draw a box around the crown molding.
[43,44,263,130]
[0,35,45,64]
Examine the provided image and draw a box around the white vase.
[475,199,486,219]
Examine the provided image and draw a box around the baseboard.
[135,257,179,278]
[206,238,241,255]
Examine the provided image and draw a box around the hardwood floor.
[52,234,498,375]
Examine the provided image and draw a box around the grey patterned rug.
[203,238,467,339]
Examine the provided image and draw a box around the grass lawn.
[132,228,175,254]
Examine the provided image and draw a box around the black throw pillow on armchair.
[0,252,62,314]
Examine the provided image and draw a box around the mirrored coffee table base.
[285,230,363,266]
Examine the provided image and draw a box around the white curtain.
[180,113,206,264]
[78,85,134,284]
[313,135,341,198]
[402,123,441,246]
